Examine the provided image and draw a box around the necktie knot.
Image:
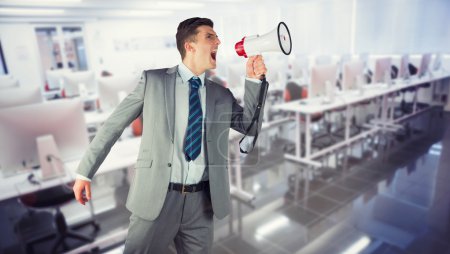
[189,77,201,90]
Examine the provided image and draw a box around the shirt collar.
[177,62,206,87]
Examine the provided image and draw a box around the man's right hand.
[73,179,91,205]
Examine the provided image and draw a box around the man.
[73,17,267,253]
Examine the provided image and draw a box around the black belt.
[168,181,209,194]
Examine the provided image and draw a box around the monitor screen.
[310,64,337,98]
[98,75,139,111]
[432,53,442,71]
[374,57,392,83]
[0,75,19,89]
[359,53,369,68]
[62,71,96,97]
[291,56,309,81]
[418,53,431,78]
[264,60,287,87]
[342,60,364,91]
[46,69,71,90]
[315,55,332,66]
[0,86,43,108]
[338,54,352,71]
[0,98,89,176]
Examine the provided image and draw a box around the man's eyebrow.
[205,32,217,36]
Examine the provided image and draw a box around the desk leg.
[296,112,302,158]
[445,78,450,111]
[345,106,351,141]
[381,94,388,129]
[305,114,311,158]
[413,88,418,114]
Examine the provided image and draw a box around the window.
[35,26,88,71]
[0,40,8,75]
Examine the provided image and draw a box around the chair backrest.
[284,81,308,102]
[408,63,418,76]
[19,184,74,208]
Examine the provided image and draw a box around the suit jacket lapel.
[165,66,177,143]
[205,79,216,135]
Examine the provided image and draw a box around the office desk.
[84,110,113,126]
[273,72,450,167]
[0,137,141,202]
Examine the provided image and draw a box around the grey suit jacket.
[77,65,267,221]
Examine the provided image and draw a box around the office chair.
[14,209,56,254]
[16,183,99,253]
[283,81,337,152]
[395,63,431,119]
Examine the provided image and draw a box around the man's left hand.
[246,55,267,80]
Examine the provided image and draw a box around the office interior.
[1,0,450,253]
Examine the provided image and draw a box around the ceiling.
[0,0,275,23]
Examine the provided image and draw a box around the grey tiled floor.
[9,108,449,254]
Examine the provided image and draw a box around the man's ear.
[184,41,195,54]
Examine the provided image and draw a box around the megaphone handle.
[239,76,269,153]
[260,74,266,82]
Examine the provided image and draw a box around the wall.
[0,24,43,88]
[1,0,449,89]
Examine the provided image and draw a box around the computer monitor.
[359,53,369,69]
[432,53,442,71]
[264,60,286,86]
[0,86,43,108]
[310,64,338,98]
[315,55,332,66]
[373,58,392,83]
[398,54,410,80]
[62,71,96,97]
[0,75,19,89]
[418,53,431,78]
[291,56,309,82]
[338,54,352,70]
[98,75,139,111]
[0,99,89,177]
[46,69,71,90]
[342,60,364,91]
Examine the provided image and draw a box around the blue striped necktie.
[184,76,203,161]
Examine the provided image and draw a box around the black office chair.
[16,183,99,253]
[14,210,56,254]
[284,81,338,152]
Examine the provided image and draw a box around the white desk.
[273,72,450,167]
[0,137,141,202]
[84,110,113,126]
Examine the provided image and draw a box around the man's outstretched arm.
[73,71,147,205]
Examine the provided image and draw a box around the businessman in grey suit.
[73,17,268,253]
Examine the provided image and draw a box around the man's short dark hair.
[176,17,214,59]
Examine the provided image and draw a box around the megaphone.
[235,22,292,58]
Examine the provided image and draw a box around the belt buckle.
[182,184,187,195]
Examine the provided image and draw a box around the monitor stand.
[37,134,66,181]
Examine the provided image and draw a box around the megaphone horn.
[235,22,292,58]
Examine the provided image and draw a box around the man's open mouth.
[211,50,217,61]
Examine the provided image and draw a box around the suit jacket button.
[168,163,172,167]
